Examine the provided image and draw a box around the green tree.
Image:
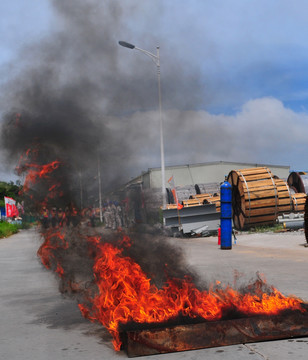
[0,181,22,208]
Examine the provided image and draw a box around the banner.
[4,196,19,218]
[167,176,183,210]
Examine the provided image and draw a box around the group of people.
[102,202,129,229]
[40,201,131,230]
[40,205,80,229]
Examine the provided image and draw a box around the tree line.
[0,181,22,208]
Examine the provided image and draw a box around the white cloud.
[121,97,308,174]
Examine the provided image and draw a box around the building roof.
[146,160,290,172]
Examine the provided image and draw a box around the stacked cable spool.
[287,171,308,194]
[287,171,307,214]
[291,193,306,213]
[305,196,308,244]
[227,167,298,230]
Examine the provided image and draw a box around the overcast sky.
[1,1,308,183]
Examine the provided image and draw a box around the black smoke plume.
[0,0,202,306]
[0,0,206,198]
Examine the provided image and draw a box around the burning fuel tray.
[122,310,308,357]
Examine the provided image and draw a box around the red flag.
[4,196,19,218]
[167,176,183,210]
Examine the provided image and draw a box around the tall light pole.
[97,154,103,222]
[118,41,166,209]
[79,171,83,209]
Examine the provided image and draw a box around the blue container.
[220,180,232,250]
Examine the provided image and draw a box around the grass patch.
[248,224,284,233]
[0,221,20,238]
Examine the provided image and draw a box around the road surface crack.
[244,344,269,359]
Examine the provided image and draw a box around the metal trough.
[122,310,308,357]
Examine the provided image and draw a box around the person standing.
[57,208,65,227]
[50,207,58,228]
[111,202,117,230]
[41,206,49,229]
[115,202,122,228]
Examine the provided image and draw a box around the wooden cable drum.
[292,193,306,212]
[287,172,308,194]
[274,178,293,214]
[305,196,308,244]
[227,167,293,230]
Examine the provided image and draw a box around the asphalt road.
[0,228,307,360]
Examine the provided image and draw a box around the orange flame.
[17,148,62,205]
[21,160,61,193]
[37,229,68,275]
[78,236,305,350]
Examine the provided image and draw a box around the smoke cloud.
[0,0,203,300]
[1,0,307,197]
[0,0,206,194]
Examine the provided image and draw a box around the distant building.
[126,161,290,190]
[115,161,290,224]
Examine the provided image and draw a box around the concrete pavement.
[0,228,307,360]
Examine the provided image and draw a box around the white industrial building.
[115,161,290,225]
[127,161,290,190]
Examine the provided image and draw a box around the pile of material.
[227,167,306,230]
[287,171,308,194]
[305,196,308,244]
[164,168,307,231]
[181,193,221,212]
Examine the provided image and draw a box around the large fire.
[37,228,305,351]
[79,236,304,350]
[19,150,307,351]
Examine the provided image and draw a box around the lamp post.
[118,40,166,209]
[97,154,103,222]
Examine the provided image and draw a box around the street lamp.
[118,40,166,209]
[97,154,103,222]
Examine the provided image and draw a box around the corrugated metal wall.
[143,161,290,189]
